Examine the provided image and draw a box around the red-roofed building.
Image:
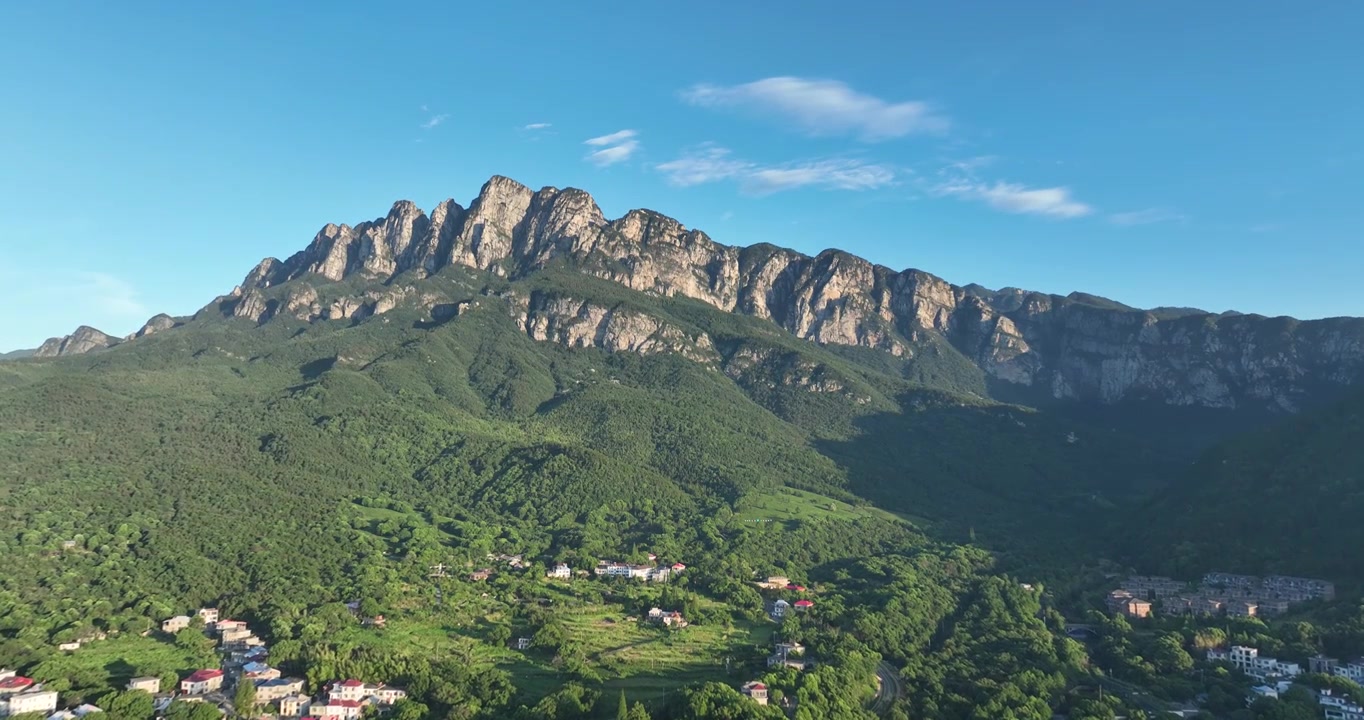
[671,563,686,572]
[0,675,35,694]
[181,669,224,695]
[785,584,807,592]
[793,599,814,610]
[741,681,768,705]
[316,699,364,720]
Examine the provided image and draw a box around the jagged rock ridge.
[34,326,122,358]
[227,175,1364,410]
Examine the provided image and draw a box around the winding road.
[868,660,903,717]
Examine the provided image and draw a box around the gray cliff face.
[34,325,122,357]
[238,175,1364,410]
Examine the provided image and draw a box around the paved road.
[869,660,903,717]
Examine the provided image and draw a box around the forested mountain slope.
[1132,386,1364,585]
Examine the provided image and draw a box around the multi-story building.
[161,616,191,633]
[740,681,768,705]
[2,688,58,716]
[254,678,305,703]
[180,669,224,695]
[125,677,160,694]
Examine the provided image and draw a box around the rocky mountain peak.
[34,325,121,357]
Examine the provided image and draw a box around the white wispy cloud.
[583,129,640,166]
[656,144,896,196]
[523,122,552,130]
[1109,207,1185,226]
[420,113,450,130]
[681,77,949,141]
[934,179,1092,218]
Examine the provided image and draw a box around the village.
[1,552,823,719]
[1106,571,1336,620]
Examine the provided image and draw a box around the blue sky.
[2,2,1361,351]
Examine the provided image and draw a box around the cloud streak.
[1109,207,1184,226]
[934,179,1092,218]
[583,129,640,166]
[420,113,450,130]
[656,144,895,195]
[681,77,949,141]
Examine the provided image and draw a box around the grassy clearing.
[29,633,215,689]
[330,596,774,702]
[734,486,920,525]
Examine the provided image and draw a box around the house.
[1228,601,1258,617]
[1334,659,1364,683]
[1319,690,1364,720]
[219,627,252,643]
[793,599,814,611]
[328,680,406,705]
[767,641,812,671]
[57,642,81,652]
[180,669,225,695]
[162,615,191,633]
[514,638,532,651]
[1311,655,1339,674]
[469,569,493,582]
[645,608,688,627]
[215,620,247,635]
[671,563,686,573]
[47,711,77,720]
[740,681,768,705]
[1251,685,1279,699]
[4,688,58,716]
[595,561,670,582]
[126,677,160,694]
[1106,590,1151,618]
[546,563,572,579]
[254,678,305,703]
[242,662,280,681]
[72,704,102,717]
[784,583,807,592]
[765,576,790,588]
[1215,646,1301,680]
[197,608,220,625]
[316,699,364,720]
[770,599,791,619]
[277,695,311,717]
[0,676,35,695]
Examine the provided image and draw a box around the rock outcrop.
[34,326,121,357]
[130,314,178,339]
[230,175,1364,410]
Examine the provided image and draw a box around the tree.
[626,703,651,720]
[100,690,154,720]
[165,701,223,720]
[616,690,629,720]
[234,680,257,715]
[390,699,429,720]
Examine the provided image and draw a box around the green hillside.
[1130,386,1364,585]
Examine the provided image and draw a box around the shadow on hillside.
[808,392,1180,559]
[299,356,336,380]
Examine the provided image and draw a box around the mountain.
[1133,385,1364,584]
[0,348,34,361]
[202,175,1362,413]
[33,325,122,357]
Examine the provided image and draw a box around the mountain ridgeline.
[46,175,1364,412]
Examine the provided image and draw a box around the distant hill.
[0,348,34,360]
